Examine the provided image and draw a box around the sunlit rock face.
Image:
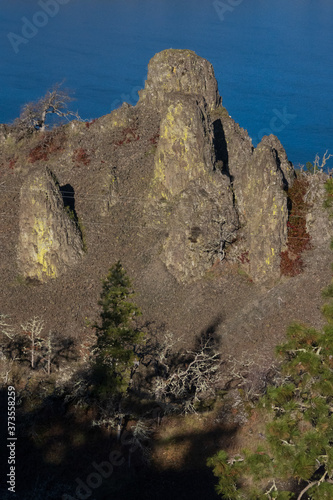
[138,49,221,112]
[218,110,295,281]
[139,48,296,283]
[15,49,297,286]
[18,168,84,282]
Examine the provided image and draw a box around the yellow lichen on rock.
[33,217,57,278]
[18,168,84,282]
[150,98,209,198]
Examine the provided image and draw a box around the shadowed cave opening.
[60,184,79,222]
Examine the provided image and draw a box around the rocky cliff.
[0,48,329,353]
[1,48,332,500]
[9,49,296,284]
[137,49,296,282]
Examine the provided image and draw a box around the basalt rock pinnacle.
[139,49,295,282]
[18,168,84,282]
[138,49,221,112]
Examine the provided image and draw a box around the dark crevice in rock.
[273,148,289,191]
[60,183,86,251]
[212,118,238,214]
[213,119,231,180]
[287,194,293,219]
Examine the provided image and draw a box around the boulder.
[18,168,84,281]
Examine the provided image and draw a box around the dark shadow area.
[195,315,223,349]
[0,314,235,499]
[60,184,78,220]
[0,383,236,500]
[272,148,292,192]
[272,148,297,221]
[110,423,236,500]
[287,193,293,218]
[212,119,233,183]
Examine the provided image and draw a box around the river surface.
[1,0,333,167]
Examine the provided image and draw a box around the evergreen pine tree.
[93,261,144,397]
[208,318,333,498]
[208,228,333,499]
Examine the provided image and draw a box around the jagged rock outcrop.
[12,49,296,285]
[140,51,238,282]
[18,168,84,281]
[305,173,333,248]
[212,107,296,281]
[139,49,296,283]
[150,95,215,198]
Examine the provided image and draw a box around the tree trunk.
[31,331,35,369]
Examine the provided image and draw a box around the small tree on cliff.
[93,261,145,397]
[14,82,81,134]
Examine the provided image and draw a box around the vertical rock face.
[150,95,238,282]
[160,179,238,283]
[215,112,295,281]
[151,95,215,199]
[306,174,333,249]
[18,168,84,281]
[139,48,296,283]
[239,136,290,280]
[141,51,238,282]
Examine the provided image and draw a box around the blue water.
[1,0,333,168]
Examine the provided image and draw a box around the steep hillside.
[1,48,332,500]
[0,50,330,361]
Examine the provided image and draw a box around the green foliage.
[323,178,333,211]
[305,161,315,174]
[93,261,145,397]
[321,302,333,322]
[321,282,333,299]
[324,178,333,197]
[207,450,243,500]
[208,318,333,498]
[210,224,333,497]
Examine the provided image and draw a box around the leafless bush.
[148,332,222,413]
[13,82,82,136]
[313,150,333,173]
[222,351,280,401]
[21,316,44,369]
[1,314,78,375]
[298,150,333,177]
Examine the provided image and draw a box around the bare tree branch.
[14,82,82,134]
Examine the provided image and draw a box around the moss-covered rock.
[143,62,237,282]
